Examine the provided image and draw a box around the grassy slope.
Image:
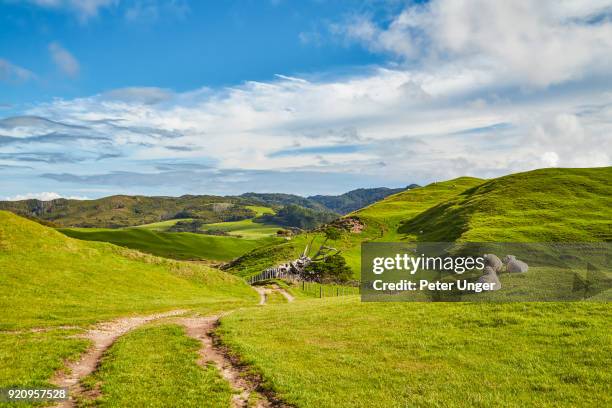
[399,167,612,242]
[82,324,233,408]
[58,227,281,262]
[0,211,257,397]
[0,211,256,330]
[220,167,612,407]
[226,177,484,277]
[130,218,195,231]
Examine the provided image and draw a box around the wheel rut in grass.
[252,284,294,305]
[178,316,288,408]
[51,309,187,408]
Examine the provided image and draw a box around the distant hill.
[0,195,259,228]
[242,185,419,215]
[239,192,329,211]
[308,185,419,214]
[0,185,419,228]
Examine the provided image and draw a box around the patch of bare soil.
[252,285,295,305]
[253,286,269,305]
[178,316,289,408]
[330,216,365,233]
[51,309,187,408]
[270,285,295,302]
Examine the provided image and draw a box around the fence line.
[246,270,360,298]
[246,268,293,285]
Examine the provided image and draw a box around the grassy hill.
[0,195,258,228]
[226,176,484,277]
[56,205,284,262]
[399,167,612,242]
[226,167,611,278]
[0,211,257,396]
[0,211,256,329]
[58,227,282,262]
[218,167,612,407]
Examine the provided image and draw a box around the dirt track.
[253,284,295,305]
[178,316,279,408]
[52,310,188,407]
[51,305,289,408]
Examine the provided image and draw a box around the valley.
[0,167,610,407]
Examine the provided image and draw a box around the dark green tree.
[304,254,352,283]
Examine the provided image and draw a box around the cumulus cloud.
[335,0,612,87]
[48,42,80,77]
[4,192,89,201]
[4,2,611,196]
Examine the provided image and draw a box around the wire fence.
[300,281,361,298]
[246,271,360,298]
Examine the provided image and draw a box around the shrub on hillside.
[303,254,352,283]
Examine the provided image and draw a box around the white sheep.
[477,266,501,290]
[503,255,529,273]
[483,253,503,272]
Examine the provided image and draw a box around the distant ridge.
[308,185,419,214]
[0,185,419,228]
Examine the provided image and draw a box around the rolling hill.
[226,167,611,278]
[225,176,483,277]
[0,195,258,228]
[0,211,256,330]
[399,167,612,242]
[0,185,419,231]
[58,227,281,262]
[218,168,612,407]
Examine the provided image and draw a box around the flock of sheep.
[477,254,529,290]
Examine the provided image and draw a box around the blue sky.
[1,0,611,200]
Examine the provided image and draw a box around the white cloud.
[5,2,611,195]
[21,64,611,189]
[0,58,36,82]
[48,42,80,77]
[336,0,612,87]
[4,192,89,201]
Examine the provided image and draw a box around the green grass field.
[0,211,257,403]
[130,218,195,231]
[80,324,233,407]
[1,167,610,408]
[201,218,282,239]
[0,212,256,330]
[58,204,282,262]
[219,297,612,408]
[216,167,612,407]
[58,227,281,261]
